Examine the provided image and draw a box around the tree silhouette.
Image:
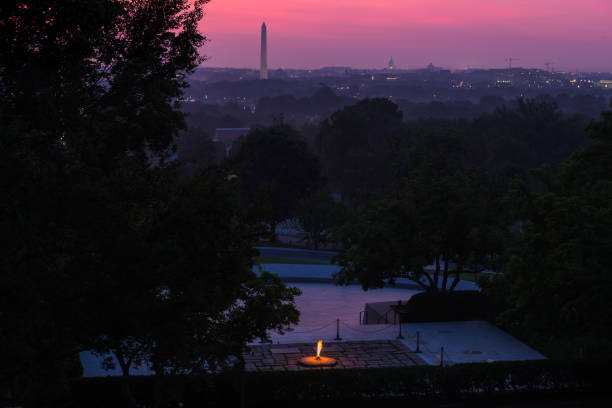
[487,104,612,360]
[232,124,324,240]
[1,2,300,405]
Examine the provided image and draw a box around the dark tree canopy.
[232,124,324,238]
[1,2,300,405]
[85,167,300,377]
[295,188,347,249]
[1,0,208,162]
[317,98,404,205]
[467,98,589,172]
[334,165,502,292]
[483,105,612,360]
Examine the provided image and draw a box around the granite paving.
[243,340,427,371]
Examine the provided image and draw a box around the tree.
[334,165,498,292]
[467,98,588,172]
[3,0,207,402]
[1,1,301,405]
[317,98,404,205]
[389,124,468,187]
[295,188,346,249]
[232,124,324,240]
[87,167,300,380]
[484,105,612,360]
[175,126,219,178]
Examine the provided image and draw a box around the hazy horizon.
[199,0,612,72]
[196,64,612,74]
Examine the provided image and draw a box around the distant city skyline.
[199,0,612,72]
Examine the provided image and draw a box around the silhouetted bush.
[62,360,612,407]
[396,291,493,322]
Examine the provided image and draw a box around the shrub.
[396,291,492,322]
[64,360,611,406]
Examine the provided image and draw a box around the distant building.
[319,66,352,76]
[260,22,268,80]
[414,62,451,76]
[597,79,612,89]
[425,62,440,72]
[214,128,251,155]
[386,57,396,70]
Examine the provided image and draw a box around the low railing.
[376,309,397,325]
[257,317,453,366]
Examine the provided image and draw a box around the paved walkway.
[81,320,545,377]
[244,340,427,371]
[79,262,536,377]
[254,320,546,366]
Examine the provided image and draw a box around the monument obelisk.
[260,22,268,80]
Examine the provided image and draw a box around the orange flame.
[316,340,323,359]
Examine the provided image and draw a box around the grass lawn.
[255,240,339,251]
[253,262,492,279]
[255,241,312,250]
[255,256,330,265]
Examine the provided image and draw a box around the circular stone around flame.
[298,356,337,367]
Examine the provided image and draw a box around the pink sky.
[199,0,612,71]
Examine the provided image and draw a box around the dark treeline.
[180,87,609,134]
[182,96,590,206]
[398,93,610,119]
[179,85,353,136]
[177,91,597,177]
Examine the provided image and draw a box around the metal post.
[395,300,401,326]
[396,322,404,339]
[335,318,342,341]
[360,310,368,325]
[440,346,444,367]
[416,331,421,353]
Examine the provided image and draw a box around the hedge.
[61,360,612,407]
[396,291,497,322]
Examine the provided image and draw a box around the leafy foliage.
[66,360,611,406]
[317,98,404,205]
[232,124,324,239]
[295,188,346,249]
[467,98,588,172]
[334,166,502,292]
[484,104,612,360]
[0,1,300,405]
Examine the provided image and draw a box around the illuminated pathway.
[250,280,546,367]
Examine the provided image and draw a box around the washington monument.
[260,22,268,80]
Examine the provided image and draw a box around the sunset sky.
[199,0,612,71]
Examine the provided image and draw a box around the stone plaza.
[244,340,427,371]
